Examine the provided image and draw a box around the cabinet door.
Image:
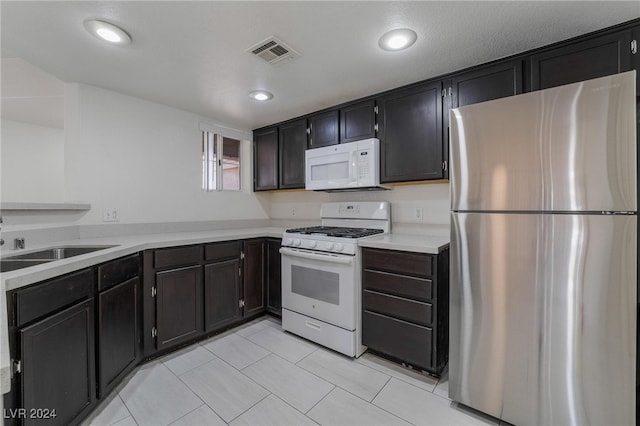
[156,265,203,350]
[340,99,376,143]
[21,299,95,426]
[450,60,524,109]
[204,259,242,331]
[243,239,265,317]
[308,110,339,149]
[254,127,279,191]
[530,29,632,91]
[266,238,282,315]
[278,119,308,189]
[378,81,443,182]
[97,277,139,398]
[632,26,640,93]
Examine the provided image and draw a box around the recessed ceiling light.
[84,19,132,45]
[378,28,417,51]
[249,90,274,101]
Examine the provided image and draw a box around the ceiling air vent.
[247,36,300,65]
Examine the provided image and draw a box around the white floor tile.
[262,316,282,329]
[307,387,411,426]
[242,354,334,413]
[203,333,270,369]
[373,378,498,426]
[434,370,450,400]
[357,352,439,392]
[118,363,202,426]
[235,319,272,337]
[247,327,317,363]
[88,394,131,426]
[111,416,138,426]
[169,405,226,426]
[297,349,391,401]
[161,345,217,376]
[230,395,318,426]
[179,358,269,422]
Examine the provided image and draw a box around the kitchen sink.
[6,246,116,261]
[0,259,53,273]
[1,245,117,272]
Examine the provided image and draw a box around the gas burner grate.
[285,226,384,239]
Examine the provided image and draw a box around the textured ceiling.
[2,1,638,131]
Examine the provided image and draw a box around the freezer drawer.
[449,212,636,426]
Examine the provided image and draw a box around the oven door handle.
[279,247,354,265]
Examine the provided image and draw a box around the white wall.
[1,119,65,202]
[65,84,270,224]
[269,182,450,225]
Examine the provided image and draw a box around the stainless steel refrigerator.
[449,71,637,426]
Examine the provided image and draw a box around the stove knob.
[308,241,317,248]
[283,238,292,246]
[326,242,335,250]
[293,239,301,246]
[334,243,344,252]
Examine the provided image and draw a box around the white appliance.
[304,138,389,191]
[280,201,390,357]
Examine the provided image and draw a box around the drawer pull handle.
[305,321,321,331]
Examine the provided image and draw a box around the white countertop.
[0,226,449,395]
[358,233,450,254]
[0,226,285,395]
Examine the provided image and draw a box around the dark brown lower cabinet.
[204,259,242,331]
[20,299,95,426]
[243,239,265,317]
[156,265,203,350]
[97,277,139,398]
[362,247,449,376]
[265,238,282,316]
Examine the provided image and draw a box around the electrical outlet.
[291,207,297,217]
[414,207,423,221]
[103,207,119,222]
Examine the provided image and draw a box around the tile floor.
[84,317,502,426]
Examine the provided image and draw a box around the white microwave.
[305,138,389,191]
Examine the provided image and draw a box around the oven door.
[280,247,357,330]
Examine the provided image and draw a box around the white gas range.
[280,201,390,357]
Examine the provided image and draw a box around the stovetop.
[285,226,384,239]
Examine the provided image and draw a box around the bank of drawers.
[361,247,448,375]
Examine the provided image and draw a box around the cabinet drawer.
[98,254,140,291]
[205,241,241,262]
[154,245,201,269]
[363,290,432,327]
[363,248,432,278]
[363,310,432,370]
[363,270,432,302]
[15,268,95,327]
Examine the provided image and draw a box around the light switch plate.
[103,207,119,222]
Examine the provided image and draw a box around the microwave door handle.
[279,247,353,265]
[351,151,358,182]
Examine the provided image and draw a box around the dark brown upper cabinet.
[308,110,339,149]
[443,59,524,179]
[449,59,524,109]
[278,118,308,189]
[377,81,443,183]
[253,127,278,191]
[340,99,377,143]
[530,29,632,91]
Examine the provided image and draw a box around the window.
[202,131,241,191]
